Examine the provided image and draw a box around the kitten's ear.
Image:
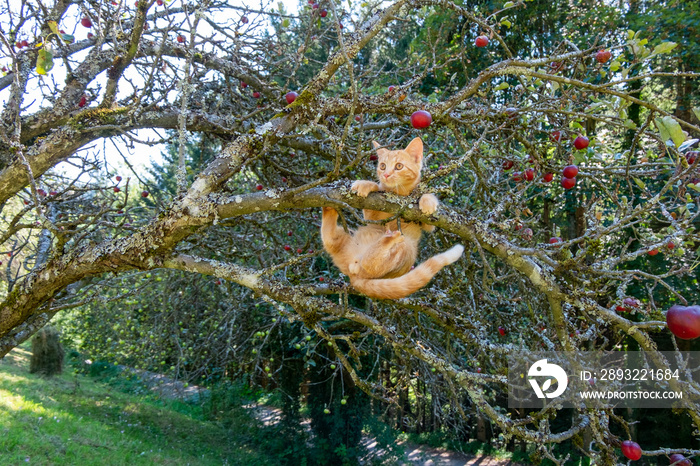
[372,140,388,158]
[405,137,423,164]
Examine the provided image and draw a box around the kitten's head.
[372,137,423,193]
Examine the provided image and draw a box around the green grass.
[0,346,274,465]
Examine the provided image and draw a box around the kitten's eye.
[379,163,386,170]
[395,163,403,170]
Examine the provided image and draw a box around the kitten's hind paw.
[382,230,404,244]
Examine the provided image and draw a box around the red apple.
[524,168,535,181]
[141,191,149,197]
[49,191,58,196]
[241,16,249,23]
[78,95,87,107]
[253,91,260,98]
[669,454,691,466]
[116,175,122,182]
[355,115,361,122]
[87,32,94,39]
[648,248,659,256]
[388,85,396,92]
[312,3,319,8]
[241,81,248,88]
[410,110,432,129]
[370,154,378,161]
[512,172,523,182]
[621,440,642,461]
[574,136,589,150]
[177,34,185,43]
[561,177,576,189]
[667,241,675,250]
[563,165,579,178]
[81,16,93,28]
[114,187,120,193]
[550,130,563,143]
[157,0,163,5]
[475,35,489,47]
[498,326,506,336]
[255,184,263,190]
[285,91,298,104]
[284,245,292,251]
[667,305,700,340]
[596,49,612,64]
[502,160,514,170]
[615,305,628,312]
[542,172,553,182]
[37,189,46,197]
[287,231,293,236]
[686,151,698,165]
[522,228,533,241]
[297,248,303,254]
[549,237,562,245]
[320,9,327,17]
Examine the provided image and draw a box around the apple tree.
[1,0,700,463]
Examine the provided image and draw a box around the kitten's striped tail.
[350,244,464,300]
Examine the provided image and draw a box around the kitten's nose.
[383,173,390,179]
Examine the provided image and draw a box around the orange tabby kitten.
[321,137,464,299]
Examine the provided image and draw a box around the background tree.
[1,0,700,463]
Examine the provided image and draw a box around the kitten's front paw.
[419,193,439,215]
[351,180,379,198]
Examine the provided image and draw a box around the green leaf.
[689,184,700,193]
[500,18,512,28]
[652,41,677,55]
[493,82,509,91]
[60,33,75,44]
[633,178,646,190]
[36,48,54,75]
[610,61,621,72]
[281,18,290,28]
[693,107,700,121]
[48,20,60,36]
[503,1,514,7]
[655,116,686,148]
